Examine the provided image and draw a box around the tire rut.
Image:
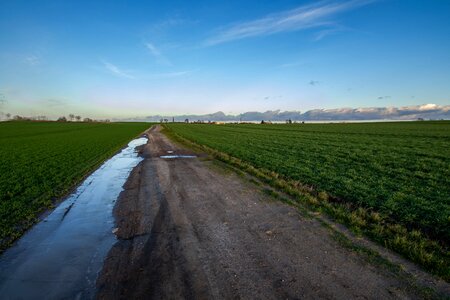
[96,125,432,300]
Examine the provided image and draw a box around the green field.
[166,121,450,278]
[0,121,150,250]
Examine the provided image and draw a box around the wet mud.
[0,137,148,299]
[96,126,424,300]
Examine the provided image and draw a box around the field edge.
[0,123,151,253]
[161,124,450,283]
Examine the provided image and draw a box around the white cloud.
[145,42,172,66]
[136,104,450,122]
[418,103,438,111]
[204,0,374,46]
[101,60,134,79]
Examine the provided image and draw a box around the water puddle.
[0,137,148,299]
[160,155,197,159]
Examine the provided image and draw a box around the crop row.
[165,121,450,279]
[0,121,150,251]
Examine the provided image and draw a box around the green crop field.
[0,121,150,251]
[165,121,450,279]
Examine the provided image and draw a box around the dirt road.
[96,126,426,299]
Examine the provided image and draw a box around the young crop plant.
[0,121,150,251]
[165,121,450,280]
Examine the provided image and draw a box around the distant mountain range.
[118,104,450,122]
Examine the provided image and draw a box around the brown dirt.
[96,125,435,299]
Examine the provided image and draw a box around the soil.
[96,125,436,299]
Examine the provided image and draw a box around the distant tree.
[13,115,23,120]
[68,114,75,121]
[57,116,67,122]
[160,118,164,123]
[83,117,93,122]
[6,113,11,120]
[75,115,81,121]
[185,119,189,123]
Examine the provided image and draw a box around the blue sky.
[0,0,449,118]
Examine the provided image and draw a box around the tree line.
[2,113,110,123]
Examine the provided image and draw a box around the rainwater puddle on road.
[160,155,197,159]
[0,137,148,299]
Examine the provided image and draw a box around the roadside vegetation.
[164,121,450,280]
[0,121,150,251]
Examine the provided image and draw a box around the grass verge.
[162,125,449,282]
[210,158,446,299]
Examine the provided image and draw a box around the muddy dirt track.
[96,125,429,299]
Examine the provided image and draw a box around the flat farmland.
[166,121,450,279]
[0,121,150,250]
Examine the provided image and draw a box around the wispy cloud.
[313,26,344,41]
[263,95,283,100]
[24,55,41,66]
[204,0,374,46]
[145,42,172,66]
[0,93,6,107]
[101,60,134,79]
[149,70,192,79]
[279,61,306,68]
[151,17,195,32]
